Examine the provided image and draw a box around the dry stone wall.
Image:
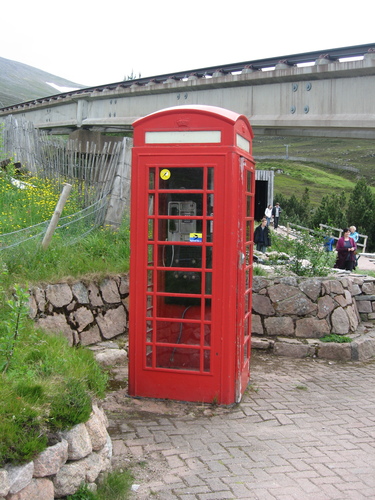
[29,275,129,346]
[252,274,375,361]
[28,273,375,350]
[0,405,111,499]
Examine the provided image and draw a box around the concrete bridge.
[1,43,375,139]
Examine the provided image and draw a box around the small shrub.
[67,483,97,499]
[269,229,336,277]
[253,266,268,276]
[0,395,48,466]
[66,470,134,500]
[48,378,93,431]
[96,470,134,500]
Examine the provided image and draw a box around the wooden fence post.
[42,183,72,249]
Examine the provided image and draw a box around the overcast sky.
[2,0,374,88]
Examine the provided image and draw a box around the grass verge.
[0,325,108,467]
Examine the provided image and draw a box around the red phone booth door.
[131,155,225,403]
[235,157,253,401]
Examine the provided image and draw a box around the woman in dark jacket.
[254,218,271,253]
[334,228,357,271]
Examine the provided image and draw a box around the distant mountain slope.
[0,57,87,107]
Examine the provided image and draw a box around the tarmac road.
[105,352,375,499]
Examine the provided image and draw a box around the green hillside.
[253,135,375,187]
[255,159,375,207]
[0,56,87,107]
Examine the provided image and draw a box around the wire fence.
[0,196,109,251]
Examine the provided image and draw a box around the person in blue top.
[349,226,359,243]
[323,235,335,252]
[349,226,360,268]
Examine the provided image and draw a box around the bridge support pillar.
[68,130,123,152]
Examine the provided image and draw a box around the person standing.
[349,226,359,243]
[264,204,273,226]
[271,203,282,229]
[334,228,357,271]
[254,218,271,253]
[349,226,360,268]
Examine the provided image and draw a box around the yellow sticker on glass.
[160,169,171,180]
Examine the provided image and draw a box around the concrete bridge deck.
[1,44,375,139]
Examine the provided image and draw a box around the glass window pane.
[147,270,153,291]
[146,345,152,367]
[158,269,202,295]
[146,295,153,317]
[159,167,203,190]
[148,244,154,266]
[156,303,201,320]
[244,291,251,314]
[205,272,212,295]
[203,349,210,372]
[246,220,252,242]
[148,194,154,215]
[149,168,155,190]
[148,219,154,240]
[146,321,153,342]
[156,346,201,371]
[158,195,203,218]
[204,324,211,347]
[208,167,214,190]
[246,170,252,192]
[156,321,201,345]
[246,196,251,217]
[245,243,251,266]
[158,245,202,270]
[245,268,251,289]
[206,219,213,242]
[207,193,214,216]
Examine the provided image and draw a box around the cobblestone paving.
[104,353,375,499]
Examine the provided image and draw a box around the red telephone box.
[129,105,255,405]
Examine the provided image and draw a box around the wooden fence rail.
[319,224,367,253]
[285,222,367,253]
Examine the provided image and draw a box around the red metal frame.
[129,105,255,404]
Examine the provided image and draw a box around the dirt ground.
[357,253,375,272]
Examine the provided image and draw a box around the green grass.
[253,135,375,183]
[320,334,353,343]
[0,168,130,289]
[0,327,108,467]
[0,170,83,233]
[1,221,130,289]
[67,470,134,499]
[256,159,375,206]
[0,167,130,493]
